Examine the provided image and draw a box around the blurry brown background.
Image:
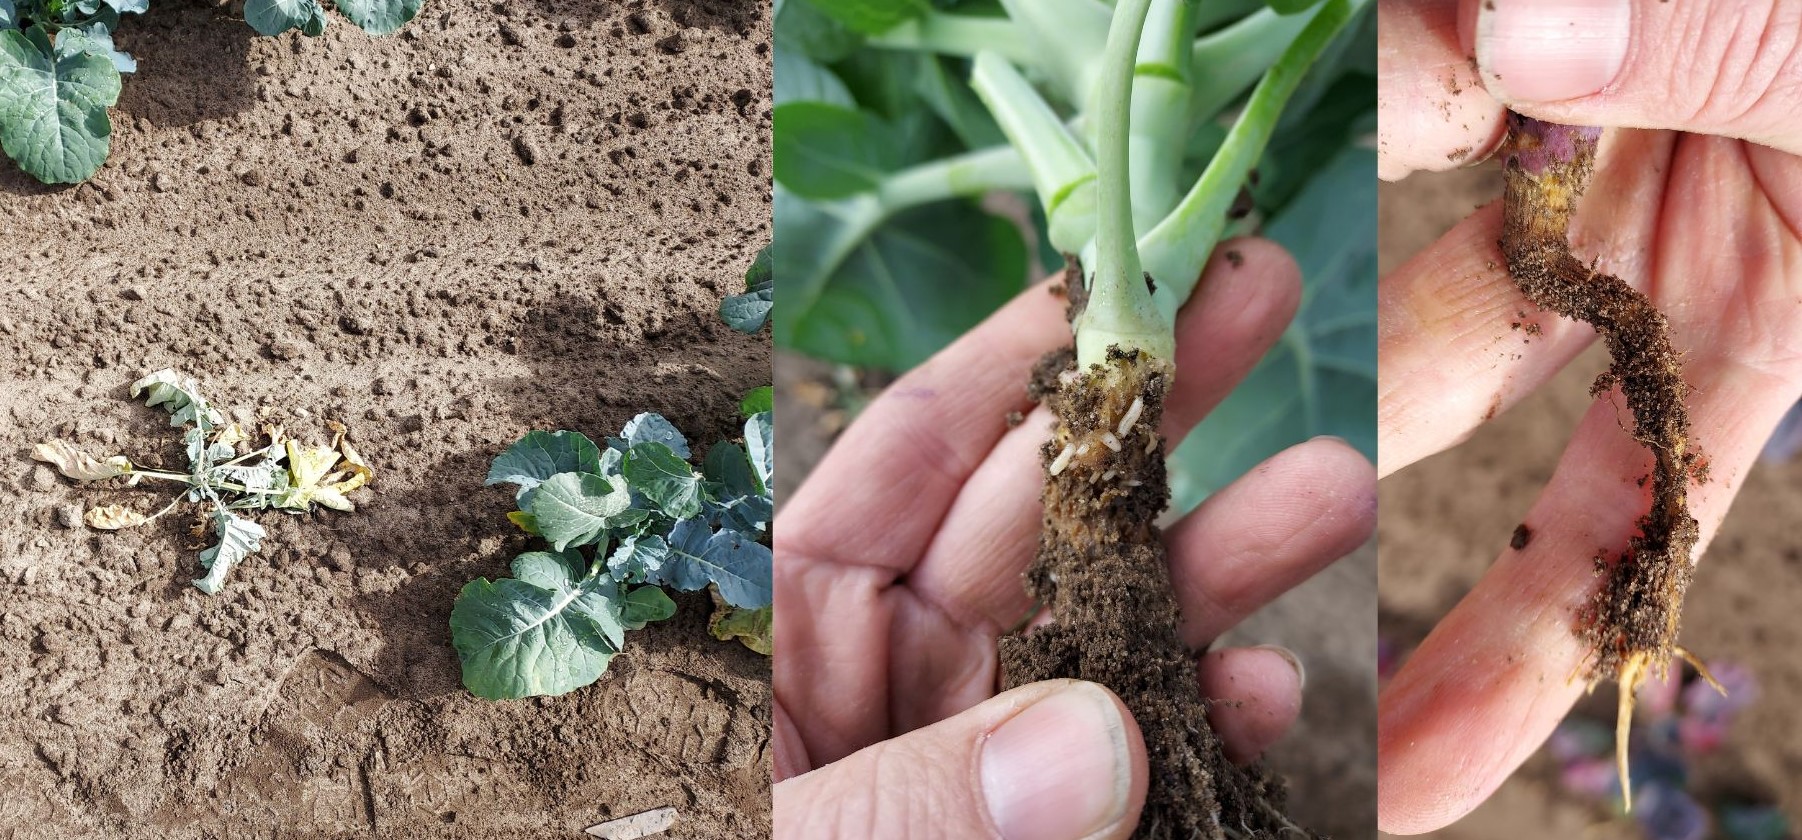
[1378,165,1802,837]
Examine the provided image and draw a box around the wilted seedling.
[32,369,373,593]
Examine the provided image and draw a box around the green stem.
[1073,0,1169,367]
[1127,0,1195,230]
[1140,0,1360,322]
[868,12,1034,66]
[1189,6,1318,124]
[876,144,1033,209]
[994,0,1113,103]
[969,52,1097,253]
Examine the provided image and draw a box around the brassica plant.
[451,405,774,700]
[32,369,374,593]
[0,0,421,183]
[775,0,1375,510]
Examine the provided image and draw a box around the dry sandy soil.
[1378,166,1802,837]
[0,0,771,836]
[776,348,1379,839]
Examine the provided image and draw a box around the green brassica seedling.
[451,405,773,700]
[32,369,374,593]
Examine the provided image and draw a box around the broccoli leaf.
[622,442,705,521]
[608,533,669,579]
[610,413,690,459]
[487,430,603,495]
[130,369,223,429]
[622,585,677,628]
[59,23,134,73]
[721,245,774,333]
[797,0,928,36]
[0,26,121,184]
[745,411,773,492]
[450,549,632,699]
[333,0,422,35]
[528,472,644,551]
[773,101,900,199]
[740,386,773,418]
[244,0,328,37]
[0,2,15,30]
[653,519,772,608]
[192,511,267,594]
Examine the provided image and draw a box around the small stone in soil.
[584,807,677,839]
[56,504,84,529]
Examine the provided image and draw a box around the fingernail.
[1254,644,1307,691]
[1476,0,1630,104]
[981,684,1132,840]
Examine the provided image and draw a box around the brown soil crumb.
[1224,249,1244,269]
[1512,524,1533,550]
[1447,146,1472,161]
[1499,113,1700,682]
[1006,410,1025,428]
[999,348,1314,839]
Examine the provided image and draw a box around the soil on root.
[999,347,1313,839]
[1498,113,1700,682]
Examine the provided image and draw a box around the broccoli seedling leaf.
[740,386,773,418]
[131,369,223,429]
[0,1,16,30]
[702,441,770,535]
[0,26,120,184]
[450,549,634,699]
[59,23,134,73]
[610,413,691,458]
[622,442,706,521]
[528,472,645,551]
[798,0,929,37]
[333,0,422,35]
[722,246,774,333]
[244,0,328,36]
[487,430,603,496]
[32,439,131,481]
[745,411,773,492]
[652,519,772,608]
[608,533,669,579]
[709,588,772,655]
[192,511,267,594]
[622,585,677,628]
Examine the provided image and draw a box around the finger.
[1167,438,1377,648]
[1377,128,1681,478]
[1474,0,1802,155]
[1377,354,1801,834]
[1378,202,1594,476]
[1377,0,1508,180]
[781,275,1067,576]
[774,680,1148,840]
[907,241,1301,636]
[1199,646,1306,766]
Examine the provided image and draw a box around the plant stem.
[1188,7,1319,124]
[868,11,1034,66]
[994,0,1112,103]
[1073,0,1169,367]
[1127,0,1195,230]
[1139,0,1361,323]
[970,52,1098,253]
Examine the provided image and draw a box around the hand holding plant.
[773,253,1376,838]
[1377,1,1802,832]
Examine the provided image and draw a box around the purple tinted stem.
[1504,113,1603,175]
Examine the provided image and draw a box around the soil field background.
[1378,166,1802,837]
[0,0,772,837]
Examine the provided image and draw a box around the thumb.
[773,680,1147,840]
[1471,0,1802,154]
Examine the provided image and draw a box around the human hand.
[772,241,1377,839]
[1378,0,1802,832]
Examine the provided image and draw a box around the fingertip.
[1198,646,1305,765]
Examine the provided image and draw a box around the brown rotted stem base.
[1498,118,1699,682]
[998,346,1314,840]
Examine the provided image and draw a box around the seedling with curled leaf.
[32,369,373,593]
[450,402,773,700]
